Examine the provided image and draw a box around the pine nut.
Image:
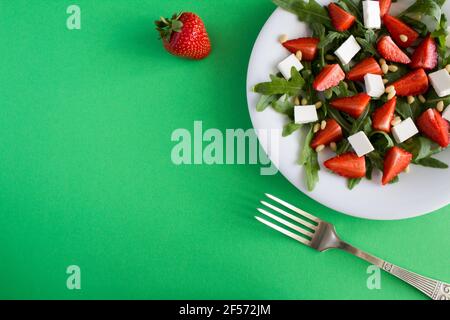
[391,116,402,126]
[301,98,308,105]
[279,34,288,43]
[418,95,426,103]
[385,85,395,94]
[388,65,398,72]
[382,63,389,74]
[294,96,300,105]
[437,101,445,112]
[315,101,323,109]
[313,123,320,133]
[321,120,327,130]
[295,50,303,61]
[387,90,396,100]
[326,54,336,61]
[315,145,325,153]
[383,79,389,84]
[399,34,408,43]
[404,165,410,174]
[379,58,386,65]
[329,142,337,152]
[446,64,450,73]
[407,96,415,105]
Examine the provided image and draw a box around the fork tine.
[261,201,317,231]
[265,193,320,223]
[257,208,314,238]
[255,216,311,246]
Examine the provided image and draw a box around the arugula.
[339,0,362,21]
[336,106,372,154]
[271,94,295,116]
[347,178,362,190]
[415,157,449,169]
[273,0,333,28]
[253,68,305,96]
[432,14,450,68]
[256,95,277,112]
[283,122,302,137]
[400,0,444,23]
[369,131,394,154]
[299,125,320,191]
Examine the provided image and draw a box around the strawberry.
[377,36,411,64]
[410,34,438,70]
[372,97,397,133]
[347,57,383,81]
[324,153,366,179]
[328,3,356,32]
[310,119,343,149]
[330,93,371,118]
[382,147,412,185]
[379,0,392,17]
[383,15,419,48]
[391,68,429,96]
[313,64,345,91]
[282,37,320,61]
[155,12,211,60]
[417,108,450,148]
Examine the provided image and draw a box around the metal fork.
[256,193,450,300]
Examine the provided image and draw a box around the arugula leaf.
[355,37,377,57]
[400,136,442,161]
[339,0,362,21]
[273,0,333,28]
[347,178,362,190]
[400,0,443,23]
[415,157,449,169]
[395,98,413,119]
[254,68,305,96]
[299,125,320,191]
[282,122,302,137]
[256,95,277,112]
[369,131,394,154]
[337,106,372,154]
[432,14,449,68]
[271,94,295,115]
[401,16,428,36]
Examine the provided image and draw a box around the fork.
[256,193,450,300]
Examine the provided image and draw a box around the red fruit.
[410,34,438,70]
[391,68,429,96]
[382,147,412,185]
[372,97,397,133]
[155,12,211,60]
[383,15,419,48]
[379,0,392,17]
[330,93,371,118]
[347,57,383,81]
[417,108,450,148]
[310,119,343,149]
[324,153,366,179]
[282,37,320,61]
[328,3,356,32]
[313,64,345,91]
[377,36,411,64]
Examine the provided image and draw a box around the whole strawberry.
[155,12,211,60]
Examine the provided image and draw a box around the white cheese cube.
[392,118,419,143]
[429,69,450,98]
[348,131,374,157]
[334,35,361,65]
[364,74,385,98]
[442,105,450,122]
[363,1,381,29]
[277,54,304,80]
[294,105,318,124]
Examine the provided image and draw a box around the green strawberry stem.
[155,12,184,41]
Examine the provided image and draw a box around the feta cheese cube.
[348,131,374,157]
[429,69,450,98]
[392,118,419,143]
[442,105,450,122]
[277,54,304,80]
[294,105,318,124]
[363,1,381,29]
[364,74,385,98]
[334,35,361,65]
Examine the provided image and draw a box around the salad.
[253,0,450,191]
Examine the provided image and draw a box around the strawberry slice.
[377,36,411,64]
[347,57,383,81]
[282,37,320,61]
[382,147,413,185]
[372,97,397,133]
[410,34,438,70]
[313,64,345,92]
[328,3,356,32]
[417,108,450,148]
[383,15,419,48]
[330,93,371,118]
[391,68,429,96]
[310,119,343,149]
[324,152,366,179]
[379,0,392,17]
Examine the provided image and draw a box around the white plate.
[247,0,450,220]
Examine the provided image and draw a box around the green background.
[0,0,448,300]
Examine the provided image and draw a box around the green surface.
[0,0,448,300]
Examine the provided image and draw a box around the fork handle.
[339,242,450,300]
